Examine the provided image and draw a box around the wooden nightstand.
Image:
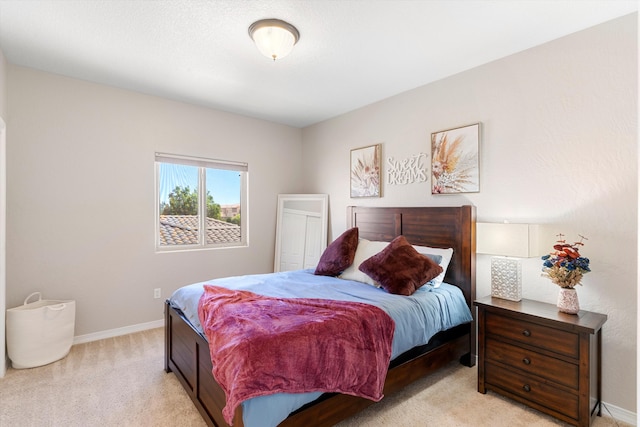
[475,296,607,427]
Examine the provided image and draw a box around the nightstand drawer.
[485,337,579,389]
[486,312,579,358]
[486,362,579,420]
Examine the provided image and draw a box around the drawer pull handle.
[522,358,531,365]
[522,329,531,337]
[523,384,531,392]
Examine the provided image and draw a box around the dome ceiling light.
[248,19,300,61]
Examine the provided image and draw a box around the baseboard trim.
[72,319,164,345]
[601,402,637,426]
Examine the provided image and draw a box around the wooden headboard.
[347,205,476,309]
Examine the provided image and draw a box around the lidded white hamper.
[6,292,76,369]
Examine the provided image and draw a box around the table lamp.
[476,222,541,301]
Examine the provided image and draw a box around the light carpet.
[0,328,631,427]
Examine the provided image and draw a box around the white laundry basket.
[6,292,76,369]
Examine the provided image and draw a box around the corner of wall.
[0,48,6,119]
[0,47,7,377]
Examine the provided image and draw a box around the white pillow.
[412,245,454,288]
[339,239,389,287]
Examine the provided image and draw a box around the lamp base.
[490,256,522,302]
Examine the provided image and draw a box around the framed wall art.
[350,144,381,198]
[431,123,480,194]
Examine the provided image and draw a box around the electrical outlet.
[153,288,161,299]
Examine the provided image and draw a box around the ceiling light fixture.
[248,19,300,61]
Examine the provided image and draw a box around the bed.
[165,205,476,427]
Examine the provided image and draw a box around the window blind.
[155,153,248,172]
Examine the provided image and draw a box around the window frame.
[154,152,248,252]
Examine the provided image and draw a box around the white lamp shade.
[476,223,541,258]
[249,19,299,61]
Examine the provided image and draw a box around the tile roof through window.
[159,215,240,246]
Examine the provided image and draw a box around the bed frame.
[165,205,476,427]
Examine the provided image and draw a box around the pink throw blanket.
[198,285,395,425]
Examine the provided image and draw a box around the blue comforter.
[170,269,472,427]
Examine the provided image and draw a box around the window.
[155,153,248,250]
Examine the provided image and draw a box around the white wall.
[0,48,6,119]
[6,66,303,336]
[0,47,7,377]
[302,14,637,416]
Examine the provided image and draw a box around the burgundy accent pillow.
[314,227,359,276]
[358,235,443,296]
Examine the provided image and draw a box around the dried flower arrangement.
[541,234,591,289]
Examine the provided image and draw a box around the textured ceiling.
[0,1,636,128]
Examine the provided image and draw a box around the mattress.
[169,269,472,427]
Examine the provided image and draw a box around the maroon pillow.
[358,235,443,296]
[314,227,359,276]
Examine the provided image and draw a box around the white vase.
[557,287,580,314]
